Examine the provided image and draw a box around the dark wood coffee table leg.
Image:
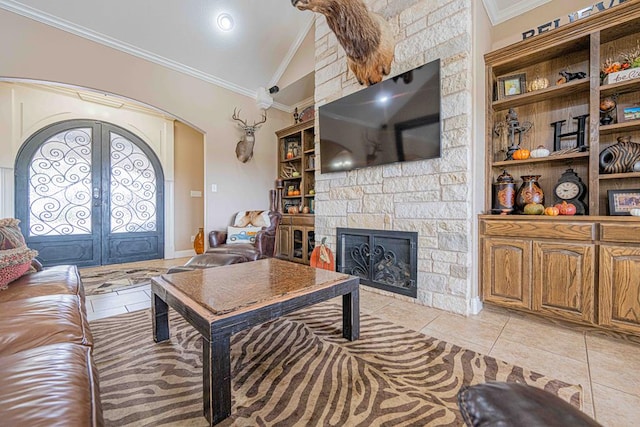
[203,331,232,425]
[152,293,169,342]
[342,288,360,341]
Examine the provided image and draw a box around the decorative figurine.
[600,97,617,125]
[493,108,533,161]
[557,70,587,84]
[550,114,589,152]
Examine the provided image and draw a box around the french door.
[15,120,164,267]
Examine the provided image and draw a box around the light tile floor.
[85,260,640,427]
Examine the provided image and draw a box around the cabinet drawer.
[600,223,640,243]
[482,220,595,241]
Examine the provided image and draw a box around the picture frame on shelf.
[607,189,640,215]
[617,104,640,123]
[497,73,526,99]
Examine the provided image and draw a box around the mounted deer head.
[292,0,395,86]
[232,108,267,163]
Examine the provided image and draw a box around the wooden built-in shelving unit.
[481,1,640,337]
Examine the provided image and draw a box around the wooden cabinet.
[482,238,531,310]
[480,216,640,335]
[278,225,291,259]
[532,241,595,324]
[277,214,314,265]
[599,245,640,335]
[481,220,595,323]
[480,3,640,336]
[276,121,316,214]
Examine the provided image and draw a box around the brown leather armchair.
[206,211,281,261]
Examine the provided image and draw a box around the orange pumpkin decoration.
[512,148,530,160]
[555,201,577,215]
[544,206,560,216]
[310,237,335,271]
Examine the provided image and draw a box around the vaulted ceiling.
[0,0,546,109]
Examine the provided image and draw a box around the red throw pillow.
[0,261,32,289]
[0,247,39,289]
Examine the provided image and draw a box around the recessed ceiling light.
[217,13,234,31]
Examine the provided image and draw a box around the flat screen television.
[319,58,441,173]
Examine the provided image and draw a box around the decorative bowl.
[630,208,640,217]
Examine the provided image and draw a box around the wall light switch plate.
[190,190,202,197]
[211,184,218,193]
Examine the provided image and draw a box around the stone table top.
[152,258,353,317]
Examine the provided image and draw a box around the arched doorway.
[15,119,164,267]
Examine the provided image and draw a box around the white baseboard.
[172,250,195,259]
[469,296,483,315]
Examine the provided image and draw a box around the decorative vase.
[599,136,640,174]
[492,169,516,213]
[515,175,544,213]
[194,228,205,254]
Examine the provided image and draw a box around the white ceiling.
[0,0,544,108]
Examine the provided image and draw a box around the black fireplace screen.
[336,228,417,297]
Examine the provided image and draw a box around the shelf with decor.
[491,79,590,110]
[491,152,589,168]
[482,1,640,337]
[599,120,640,135]
[275,119,316,265]
[276,120,316,214]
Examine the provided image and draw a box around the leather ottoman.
[457,382,600,427]
[167,252,249,273]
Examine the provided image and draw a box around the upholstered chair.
[205,210,282,261]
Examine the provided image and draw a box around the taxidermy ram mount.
[292,0,395,86]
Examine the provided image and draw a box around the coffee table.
[150,258,360,425]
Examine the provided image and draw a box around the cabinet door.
[305,227,315,264]
[277,225,291,260]
[599,245,640,335]
[532,242,595,324]
[291,226,305,263]
[482,238,531,309]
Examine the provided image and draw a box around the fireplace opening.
[336,228,417,297]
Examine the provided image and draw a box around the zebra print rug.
[91,303,582,426]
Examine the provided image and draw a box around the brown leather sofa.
[0,265,103,426]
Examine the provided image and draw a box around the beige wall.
[491,0,614,49]
[174,121,205,252]
[0,8,291,240]
[278,27,315,90]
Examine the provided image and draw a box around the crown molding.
[0,0,258,99]
[481,0,550,25]
[295,96,315,110]
[270,100,294,113]
[268,15,314,88]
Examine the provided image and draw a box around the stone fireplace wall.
[313,0,476,314]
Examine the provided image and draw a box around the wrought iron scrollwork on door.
[28,128,93,236]
[109,132,157,233]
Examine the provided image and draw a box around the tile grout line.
[583,332,597,420]
[487,313,511,355]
